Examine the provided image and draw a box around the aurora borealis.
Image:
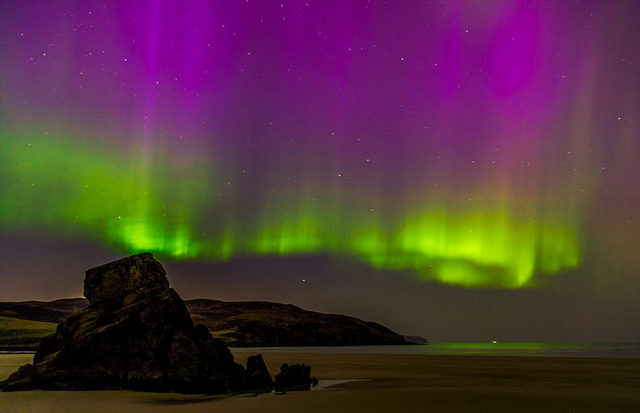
[1,1,639,341]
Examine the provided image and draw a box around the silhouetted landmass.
[0,316,57,350]
[188,299,408,347]
[2,298,411,349]
[0,298,86,324]
[402,335,429,344]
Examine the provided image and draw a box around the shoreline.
[7,341,640,358]
[2,351,639,412]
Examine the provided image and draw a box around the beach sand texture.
[1,351,639,412]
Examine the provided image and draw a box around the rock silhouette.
[275,363,318,392]
[244,353,273,392]
[0,253,250,393]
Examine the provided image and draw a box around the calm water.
[234,342,640,358]
[5,343,640,359]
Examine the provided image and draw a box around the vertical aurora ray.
[1,0,638,290]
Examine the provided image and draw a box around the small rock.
[274,363,317,392]
[244,353,272,392]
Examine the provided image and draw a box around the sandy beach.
[1,350,639,413]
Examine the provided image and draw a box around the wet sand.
[1,350,639,412]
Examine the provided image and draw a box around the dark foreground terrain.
[2,351,639,413]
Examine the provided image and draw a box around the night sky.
[1,0,639,342]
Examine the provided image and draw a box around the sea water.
[5,343,640,358]
[234,342,640,358]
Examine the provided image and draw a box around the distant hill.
[0,298,411,349]
[0,298,87,323]
[187,299,408,346]
[0,316,58,350]
[0,299,87,350]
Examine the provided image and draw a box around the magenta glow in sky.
[1,0,639,341]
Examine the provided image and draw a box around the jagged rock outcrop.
[0,253,248,393]
[244,353,273,392]
[275,363,318,392]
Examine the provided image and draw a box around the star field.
[1,0,639,341]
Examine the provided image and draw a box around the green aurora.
[1,122,580,288]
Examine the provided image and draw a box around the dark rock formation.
[274,363,318,392]
[244,354,273,392]
[0,253,247,394]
